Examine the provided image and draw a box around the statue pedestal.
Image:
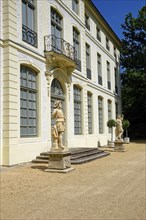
[44,149,75,173]
[114,140,126,152]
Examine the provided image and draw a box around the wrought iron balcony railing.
[22,25,37,47]
[44,35,77,62]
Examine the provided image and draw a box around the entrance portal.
[51,78,65,145]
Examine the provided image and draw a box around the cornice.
[85,0,122,48]
[56,0,85,28]
[85,31,117,62]
[72,70,121,98]
[1,39,46,62]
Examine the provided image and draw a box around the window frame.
[87,92,92,134]
[97,53,102,85]
[98,97,103,134]
[22,0,37,47]
[20,65,38,137]
[86,43,91,79]
[74,85,82,135]
[108,100,112,133]
[72,0,79,15]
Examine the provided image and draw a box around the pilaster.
[2,45,18,165]
[2,0,17,42]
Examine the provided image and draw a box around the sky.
[92,0,145,39]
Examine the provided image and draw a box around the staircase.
[32,148,110,164]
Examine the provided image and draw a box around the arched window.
[74,85,82,134]
[51,8,62,38]
[98,96,103,134]
[22,0,37,47]
[51,79,65,127]
[20,65,38,137]
[51,8,63,52]
[73,27,81,71]
[108,100,112,133]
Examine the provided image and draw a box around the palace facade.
[0,0,122,166]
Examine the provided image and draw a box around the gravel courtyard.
[0,141,146,220]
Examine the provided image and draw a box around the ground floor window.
[74,85,82,134]
[87,92,92,134]
[20,65,37,137]
[98,96,103,134]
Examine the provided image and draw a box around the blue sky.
[92,0,145,39]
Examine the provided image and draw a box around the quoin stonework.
[0,0,122,166]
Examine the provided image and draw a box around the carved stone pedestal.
[44,150,75,173]
[114,140,126,152]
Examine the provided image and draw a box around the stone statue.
[115,114,124,141]
[51,100,65,150]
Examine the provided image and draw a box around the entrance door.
[51,79,65,145]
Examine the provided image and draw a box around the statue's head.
[54,100,62,108]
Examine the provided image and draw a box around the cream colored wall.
[1,0,121,165]
[0,45,3,165]
[0,0,3,165]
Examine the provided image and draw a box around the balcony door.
[51,8,62,52]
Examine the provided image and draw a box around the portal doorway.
[51,78,65,145]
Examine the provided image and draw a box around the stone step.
[32,159,49,163]
[70,148,101,160]
[71,151,110,164]
[32,147,110,164]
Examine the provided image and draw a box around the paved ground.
[0,141,146,220]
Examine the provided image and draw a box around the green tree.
[107,119,116,142]
[121,6,146,139]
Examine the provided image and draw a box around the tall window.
[106,37,110,51]
[98,97,103,134]
[51,8,62,38]
[115,67,118,94]
[20,66,37,137]
[97,53,102,85]
[108,100,112,133]
[85,14,90,30]
[114,46,117,59]
[86,43,91,79]
[87,92,92,134]
[115,102,118,118]
[74,86,82,134]
[72,0,78,14]
[51,8,62,52]
[73,27,81,71]
[22,0,37,47]
[51,79,65,129]
[107,61,111,90]
[96,26,101,42]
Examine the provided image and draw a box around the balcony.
[22,25,37,47]
[44,35,77,69]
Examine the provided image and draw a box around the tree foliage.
[120,6,146,139]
